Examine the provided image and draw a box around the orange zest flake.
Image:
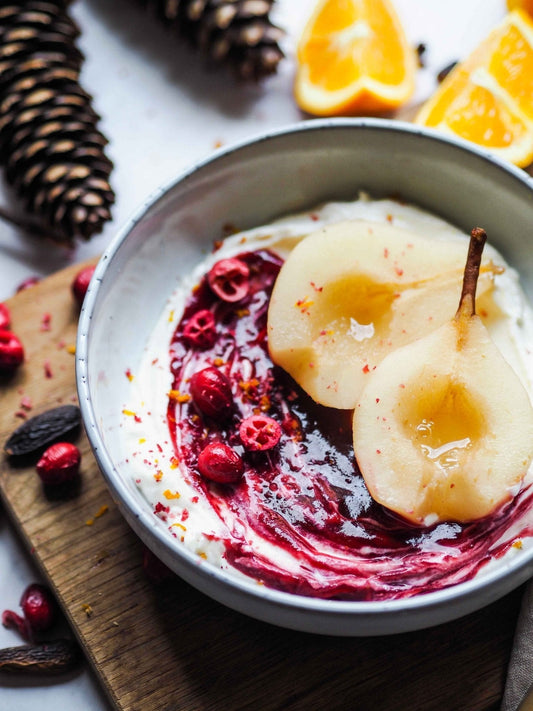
[163,489,181,500]
[86,504,109,526]
[122,408,137,417]
[198,551,208,560]
[170,456,179,469]
[295,296,314,314]
[168,309,175,322]
[235,307,250,318]
[239,378,259,396]
[168,389,191,404]
[154,470,164,482]
[212,357,225,367]
[259,394,271,412]
[513,539,523,549]
[138,437,146,444]
[66,344,76,355]
[171,522,187,532]
[125,368,134,381]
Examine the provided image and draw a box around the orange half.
[295,0,416,116]
[416,10,533,167]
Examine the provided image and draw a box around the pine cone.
[0,1,114,243]
[140,0,285,81]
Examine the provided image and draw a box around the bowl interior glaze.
[77,119,533,635]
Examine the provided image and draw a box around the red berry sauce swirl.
[167,249,533,601]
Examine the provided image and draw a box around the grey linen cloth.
[502,583,533,711]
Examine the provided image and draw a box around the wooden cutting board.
[0,261,524,711]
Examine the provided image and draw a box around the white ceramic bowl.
[77,118,533,636]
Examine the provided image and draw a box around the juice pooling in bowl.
[120,194,533,602]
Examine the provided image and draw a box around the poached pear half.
[353,228,533,525]
[267,220,496,409]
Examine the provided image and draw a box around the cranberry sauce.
[167,249,533,601]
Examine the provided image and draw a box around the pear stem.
[456,227,487,319]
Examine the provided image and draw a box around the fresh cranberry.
[207,258,250,302]
[16,276,40,292]
[0,303,10,330]
[197,442,244,484]
[190,367,233,419]
[239,415,282,451]
[182,309,216,349]
[0,330,24,374]
[20,583,56,635]
[71,265,95,306]
[2,583,56,642]
[36,442,81,485]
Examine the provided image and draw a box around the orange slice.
[415,10,533,167]
[507,0,533,17]
[294,0,416,116]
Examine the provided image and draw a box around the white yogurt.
[120,194,533,583]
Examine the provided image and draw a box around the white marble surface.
[0,0,509,708]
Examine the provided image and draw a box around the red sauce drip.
[167,250,533,601]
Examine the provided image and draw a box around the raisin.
[4,405,81,457]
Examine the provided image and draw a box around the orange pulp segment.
[507,0,533,17]
[294,0,416,116]
[415,10,533,167]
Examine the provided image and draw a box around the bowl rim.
[76,117,533,629]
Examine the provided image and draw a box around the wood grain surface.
[0,261,525,711]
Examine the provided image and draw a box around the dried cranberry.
[182,309,216,349]
[0,303,10,330]
[71,265,95,306]
[207,258,250,302]
[2,583,56,642]
[0,330,24,374]
[197,442,244,484]
[36,442,81,485]
[190,367,233,419]
[16,276,40,292]
[1,609,28,640]
[239,415,282,451]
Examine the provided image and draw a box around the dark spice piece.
[0,639,80,674]
[4,404,81,457]
[437,61,458,83]
[415,42,427,67]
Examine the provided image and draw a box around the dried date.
[4,405,81,457]
[0,638,81,674]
